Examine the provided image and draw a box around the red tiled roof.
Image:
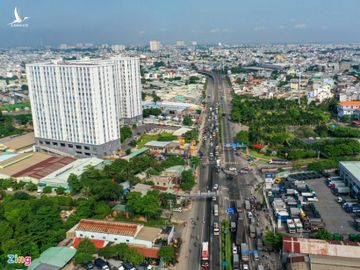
[12,156,75,179]
[72,237,106,249]
[77,219,139,237]
[153,185,168,191]
[130,246,159,259]
[339,101,360,106]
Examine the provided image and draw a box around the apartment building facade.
[26,57,142,157]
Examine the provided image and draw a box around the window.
[114,238,118,241]
[39,141,43,144]
[76,151,82,154]
[60,143,65,147]
[84,146,90,150]
[80,234,83,237]
[45,141,50,145]
[91,235,94,238]
[68,144,73,148]
[126,240,129,243]
[76,145,82,149]
[53,142,58,146]
[103,236,106,239]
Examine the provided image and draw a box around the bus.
[214,204,219,216]
[201,242,209,268]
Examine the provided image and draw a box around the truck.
[240,243,250,262]
[345,204,360,213]
[213,204,219,216]
[235,215,245,246]
[249,225,256,238]
[244,199,251,211]
[293,218,303,233]
[331,182,346,190]
[201,242,209,268]
[232,254,240,269]
[286,219,296,234]
[335,186,350,195]
[328,180,344,189]
[235,200,242,213]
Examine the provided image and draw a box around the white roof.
[40,157,104,186]
[172,127,192,136]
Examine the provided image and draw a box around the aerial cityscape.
[1,0,360,270]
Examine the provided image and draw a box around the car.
[212,196,217,201]
[232,243,237,254]
[213,184,219,190]
[94,258,110,270]
[243,263,249,270]
[229,167,237,172]
[247,211,253,219]
[172,207,182,213]
[84,262,94,270]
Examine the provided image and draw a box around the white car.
[213,184,219,190]
[247,211,253,219]
[243,263,249,270]
[229,167,237,172]
[232,244,237,254]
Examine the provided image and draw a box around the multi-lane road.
[186,72,261,270]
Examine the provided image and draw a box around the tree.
[264,230,284,251]
[314,229,333,240]
[151,91,161,103]
[74,239,96,264]
[0,221,13,243]
[191,156,200,168]
[180,170,196,191]
[21,84,29,91]
[25,183,37,192]
[125,149,132,155]
[235,131,249,145]
[158,132,177,141]
[159,246,175,265]
[68,174,82,194]
[121,126,133,143]
[182,116,193,126]
[43,186,52,193]
[184,129,199,143]
[55,187,66,195]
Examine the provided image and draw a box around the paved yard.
[307,178,357,235]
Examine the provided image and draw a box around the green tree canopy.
[74,238,96,264]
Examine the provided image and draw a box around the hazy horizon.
[1,0,360,47]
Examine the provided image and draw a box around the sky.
[0,0,360,47]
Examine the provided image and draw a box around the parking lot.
[306,178,358,235]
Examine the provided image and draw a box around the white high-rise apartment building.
[149,40,161,52]
[26,57,142,158]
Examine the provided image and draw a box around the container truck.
[293,218,303,233]
[240,243,250,262]
[201,242,209,268]
[335,186,350,195]
[235,217,244,246]
[249,225,256,238]
[286,219,296,233]
[232,254,240,269]
[345,204,360,213]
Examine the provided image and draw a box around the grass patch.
[221,220,232,270]
[247,149,272,162]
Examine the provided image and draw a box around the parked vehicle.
[247,211,253,219]
[121,262,136,270]
[253,250,259,261]
[286,219,296,234]
[335,187,350,195]
[293,218,303,233]
[94,258,110,270]
[346,204,360,213]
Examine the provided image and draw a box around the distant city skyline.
[1,0,360,47]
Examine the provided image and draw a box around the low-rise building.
[339,161,360,200]
[0,132,35,153]
[337,101,360,117]
[74,219,162,248]
[28,247,76,270]
[40,157,104,189]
